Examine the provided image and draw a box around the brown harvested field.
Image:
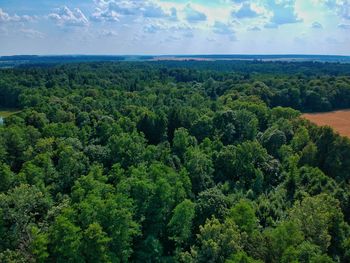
[302,110,350,138]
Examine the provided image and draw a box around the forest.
[0,60,350,262]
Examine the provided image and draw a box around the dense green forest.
[0,61,350,262]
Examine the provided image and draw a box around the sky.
[0,0,349,55]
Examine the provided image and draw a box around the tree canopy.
[0,60,350,262]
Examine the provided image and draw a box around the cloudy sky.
[0,0,349,55]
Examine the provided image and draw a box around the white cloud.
[232,3,260,18]
[265,0,302,27]
[144,22,166,33]
[213,21,235,34]
[213,21,236,41]
[91,8,120,22]
[99,29,118,37]
[92,0,171,21]
[49,6,89,27]
[247,26,262,31]
[338,1,350,20]
[184,4,207,23]
[20,28,45,39]
[318,0,350,20]
[311,21,323,28]
[0,8,11,22]
[142,2,168,18]
[161,35,181,43]
[0,8,36,23]
[143,21,194,35]
[338,23,350,29]
[169,7,178,21]
[1,0,350,55]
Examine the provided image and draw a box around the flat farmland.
[303,110,350,138]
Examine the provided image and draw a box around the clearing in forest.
[0,108,21,124]
[303,110,350,138]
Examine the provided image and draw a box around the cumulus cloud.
[91,8,120,22]
[142,2,168,18]
[49,6,89,27]
[20,28,45,39]
[320,0,350,20]
[213,21,235,35]
[101,0,139,16]
[0,8,36,23]
[338,23,350,29]
[92,0,171,21]
[312,21,323,28]
[184,4,207,23]
[143,21,194,37]
[0,8,12,23]
[247,26,261,31]
[99,29,118,37]
[213,21,236,41]
[169,7,178,21]
[265,0,302,27]
[232,3,260,18]
[338,1,350,20]
[144,22,165,33]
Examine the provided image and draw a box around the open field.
[303,110,350,138]
[0,108,21,118]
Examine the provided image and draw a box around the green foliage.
[189,217,242,263]
[289,194,349,256]
[229,200,257,234]
[0,185,51,254]
[226,251,263,263]
[0,61,350,262]
[259,127,286,156]
[50,210,83,263]
[264,221,304,262]
[168,199,196,246]
[29,226,49,263]
[173,128,197,160]
[0,163,14,192]
[213,110,258,145]
[281,242,334,263]
[82,223,112,263]
[184,147,214,194]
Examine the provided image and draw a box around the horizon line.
[1,53,350,58]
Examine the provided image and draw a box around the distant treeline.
[151,60,350,75]
[1,54,350,68]
[2,61,350,111]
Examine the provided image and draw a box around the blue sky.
[0,0,349,55]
